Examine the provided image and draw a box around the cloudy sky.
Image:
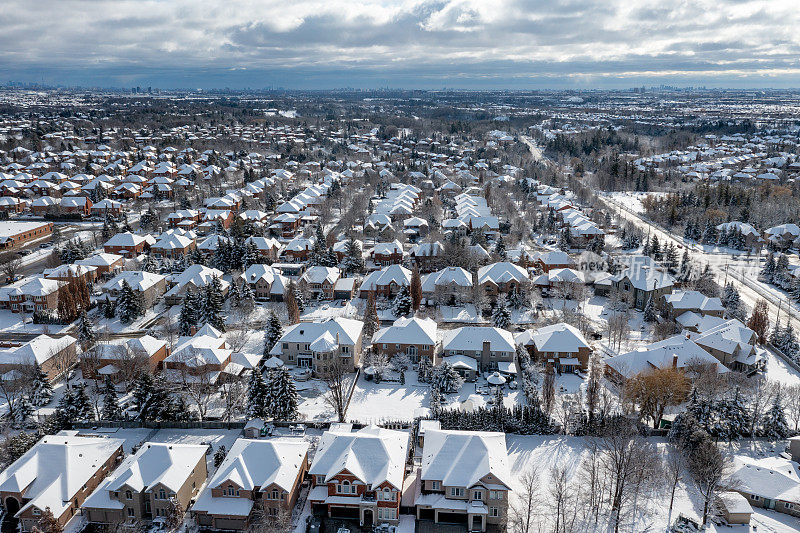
[3,0,800,89]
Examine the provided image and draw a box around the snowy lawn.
[67,427,152,453]
[347,371,430,423]
[0,309,73,335]
[296,378,338,421]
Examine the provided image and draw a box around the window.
[784,502,793,510]
[431,481,440,490]
[227,487,236,496]
[282,343,289,349]
[337,480,353,494]
[32,509,41,516]
[341,345,350,354]
[450,487,464,497]
[270,489,279,500]
[127,508,135,517]
[380,488,395,501]
[489,507,499,517]
[472,490,483,501]
[751,495,760,501]
[386,508,396,520]
[125,490,133,500]
[159,489,166,500]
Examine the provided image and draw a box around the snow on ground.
[439,304,483,323]
[605,191,667,215]
[301,301,359,320]
[296,378,338,421]
[506,435,800,533]
[762,347,800,387]
[347,370,430,423]
[0,309,72,335]
[67,427,152,453]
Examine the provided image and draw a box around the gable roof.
[420,429,511,489]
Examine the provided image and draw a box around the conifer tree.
[762,391,789,439]
[263,311,283,357]
[239,282,255,313]
[28,364,54,406]
[101,378,122,420]
[417,355,432,383]
[266,367,299,420]
[392,285,412,317]
[116,280,140,323]
[363,291,379,340]
[492,294,512,329]
[246,370,269,419]
[178,292,199,336]
[410,266,423,312]
[341,237,364,274]
[73,382,94,420]
[202,277,225,331]
[643,296,657,322]
[77,311,96,351]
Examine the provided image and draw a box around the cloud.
[1,0,799,88]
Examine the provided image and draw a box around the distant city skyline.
[3,0,800,90]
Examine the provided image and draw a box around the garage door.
[418,508,435,521]
[330,506,360,520]
[437,512,468,525]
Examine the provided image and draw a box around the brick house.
[372,317,438,365]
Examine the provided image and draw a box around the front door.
[363,509,373,527]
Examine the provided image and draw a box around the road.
[520,136,543,161]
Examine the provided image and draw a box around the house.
[370,241,404,267]
[359,265,412,299]
[372,317,438,364]
[604,335,729,384]
[610,265,674,310]
[415,429,512,532]
[333,278,357,300]
[664,290,724,320]
[44,264,97,285]
[441,327,515,373]
[716,492,753,525]
[240,264,286,301]
[300,266,341,300]
[162,326,241,380]
[269,318,364,375]
[280,237,314,263]
[81,335,169,381]
[409,242,444,273]
[83,443,208,525]
[420,267,473,304]
[150,233,196,258]
[59,196,92,217]
[102,271,167,309]
[729,457,800,518]
[308,426,409,528]
[716,221,762,250]
[0,334,77,382]
[245,236,282,262]
[164,265,228,306]
[5,277,64,314]
[90,199,124,217]
[0,435,124,532]
[103,232,152,258]
[191,439,310,530]
[515,322,591,372]
[477,262,529,298]
[76,253,125,279]
[532,250,573,272]
[690,319,763,373]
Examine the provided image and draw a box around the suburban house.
[409,241,444,272]
[81,335,169,381]
[308,426,409,528]
[76,253,125,279]
[191,438,310,530]
[103,232,153,258]
[0,435,125,532]
[372,317,438,364]
[415,427,512,532]
[690,319,763,373]
[441,327,515,374]
[515,322,591,372]
[370,241,404,267]
[609,265,675,310]
[604,335,729,384]
[239,264,287,301]
[0,334,77,382]
[420,267,473,303]
[162,325,254,381]
[44,264,98,285]
[359,265,412,299]
[164,265,228,306]
[5,277,64,314]
[664,290,725,320]
[299,266,341,300]
[83,443,208,525]
[729,457,800,518]
[477,262,529,298]
[102,271,167,309]
[269,318,364,375]
[532,250,573,272]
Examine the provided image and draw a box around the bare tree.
[219,375,245,425]
[248,503,291,533]
[322,357,350,422]
[507,466,540,533]
[664,443,685,527]
[172,351,217,421]
[689,439,731,526]
[549,464,577,533]
[0,253,22,282]
[114,344,150,393]
[784,383,800,432]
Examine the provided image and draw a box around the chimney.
[672,354,678,368]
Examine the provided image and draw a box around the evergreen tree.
[28,364,54,406]
[341,237,364,274]
[643,296,657,322]
[239,282,255,313]
[762,391,789,439]
[650,235,661,260]
[431,362,465,393]
[246,370,269,418]
[410,267,423,312]
[228,280,242,308]
[141,254,159,273]
[116,280,139,323]
[202,277,225,331]
[417,355,432,383]
[495,234,506,260]
[56,387,77,422]
[719,388,750,442]
[392,285,412,317]
[508,287,523,309]
[491,295,512,329]
[761,252,776,283]
[13,396,34,427]
[263,311,283,357]
[132,373,156,419]
[77,311,96,351]
[179,292,200,336]
[664,243,678,273]
[101,378,122,420]
[213,445,227,468]
[266,367,299,420]
[73,382,94,420]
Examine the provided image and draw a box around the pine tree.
[417,355,432,383]
[431,362,464,393]
[495,234,506,260]
[14,396,34,427]
[341,237,364,274]
[56,387,77,422]
[392,285,412,317]
[228,280,242,308]
[761,252,776,283]
[263,311,283,357]
[141,254,159,273]
[508,286,523,309]
[492,295,511,329]
[213,445,227,468]
[266,367,299,420]
[101,378,122,420]
[246,370,268,419]
[179,292,199,336]
[73,382,94,420]
[133,372,156,419]
[28,364,54,406]
[650,235,661,260]
[762,391,789,439]
[239,281,255,313]
[643,296,657,322]
[202,277,225,331]
[116,280,140,323]
[664,243,678,273]
[77,311,96,351]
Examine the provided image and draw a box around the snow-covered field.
[347,371,430,423]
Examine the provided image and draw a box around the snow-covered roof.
[103,270,165,293]
[271,318,364,355]
[731,457,800,504]
[477,262,529,286]
[420,429,511,489]
[0,435,124,519]
[605,335,729,380]
[664,290,725,314]
[373,317,437,346]
[309,426,409,490]
[0,335,77,366]
[516,322,589,353]
[442,327,515,353]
